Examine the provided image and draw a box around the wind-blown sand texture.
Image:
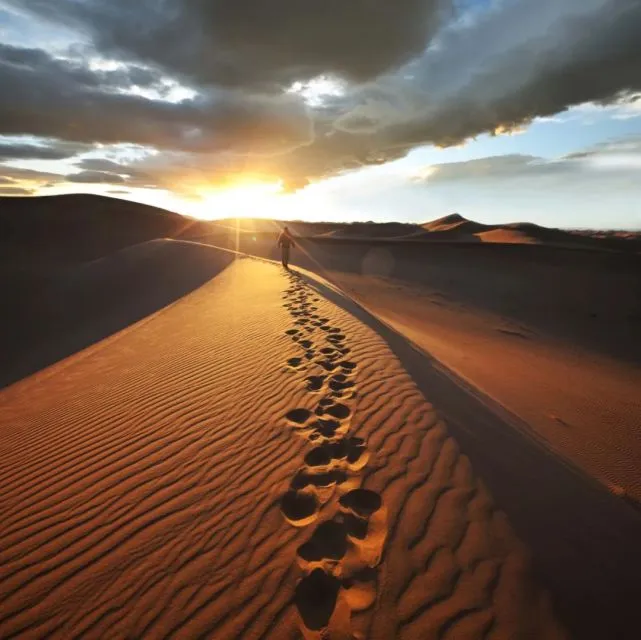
[0,253,564,639]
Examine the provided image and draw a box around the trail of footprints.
[280,273,387,637]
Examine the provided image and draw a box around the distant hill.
[2,196,638,274]
[208,217,419,238]
[0,194,197,265]
[413,213,641,252]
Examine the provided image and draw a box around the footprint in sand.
[291,468,348,492]
[294,489,387,634]
[316,359,339,372]
[329,375,355,396]
[281,490,319,527]
[286,408,313,425]
[287,357,306,370]
[304,437,369,472]
[305,375,326,392]
[309,418,345,440]
[295,569,344,633]
[316,401,351,420]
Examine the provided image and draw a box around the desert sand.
[2,196,641,638]
[1,249,565,639]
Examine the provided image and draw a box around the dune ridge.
[0,255,564,638]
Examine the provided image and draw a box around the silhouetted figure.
[277,226,295,268]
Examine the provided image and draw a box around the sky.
[1,0,641,229]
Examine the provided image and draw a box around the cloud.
[562,136,641,160]
[2,0,641,190]
[413,137,641,185]
[65,170,126,184]
[0,137,89,161]
[0,164,65,183]
[0,186,35,195]
[75,158,139,174]
[413,155,561,182]
[0,43,312,155]
[7,0,448,87]
[73,157,160,186]
[336,0,641,150]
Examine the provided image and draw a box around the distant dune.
[421,212,490,235]
[3,195,638,255]
[476,228,539,244]
[0,194,192,260]
[412,213,641,250]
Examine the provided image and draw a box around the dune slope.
[1,239,235,388]
[0,257,562,639]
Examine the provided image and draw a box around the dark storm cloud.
[3,0,641,189]
[224,0,641,184]
[7,0,449,87]
[0,42,161,92]
[325,0,641,164]
[0,43,312,154]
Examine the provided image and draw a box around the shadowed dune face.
[0,195,193,266]
[0,239,235,387]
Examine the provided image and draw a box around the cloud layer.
[1,0,641,190]
[413,137,641,185]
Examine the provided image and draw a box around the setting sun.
[188,181,285,220]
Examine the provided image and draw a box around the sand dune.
[476,228,539,244]
[3,195,641,638]
[1,239,234,387]
[402,214,641,249]
[421,213,490,236]
[0,254,564,638]
[328,272,641,497]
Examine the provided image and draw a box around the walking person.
[277,226,295,269]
